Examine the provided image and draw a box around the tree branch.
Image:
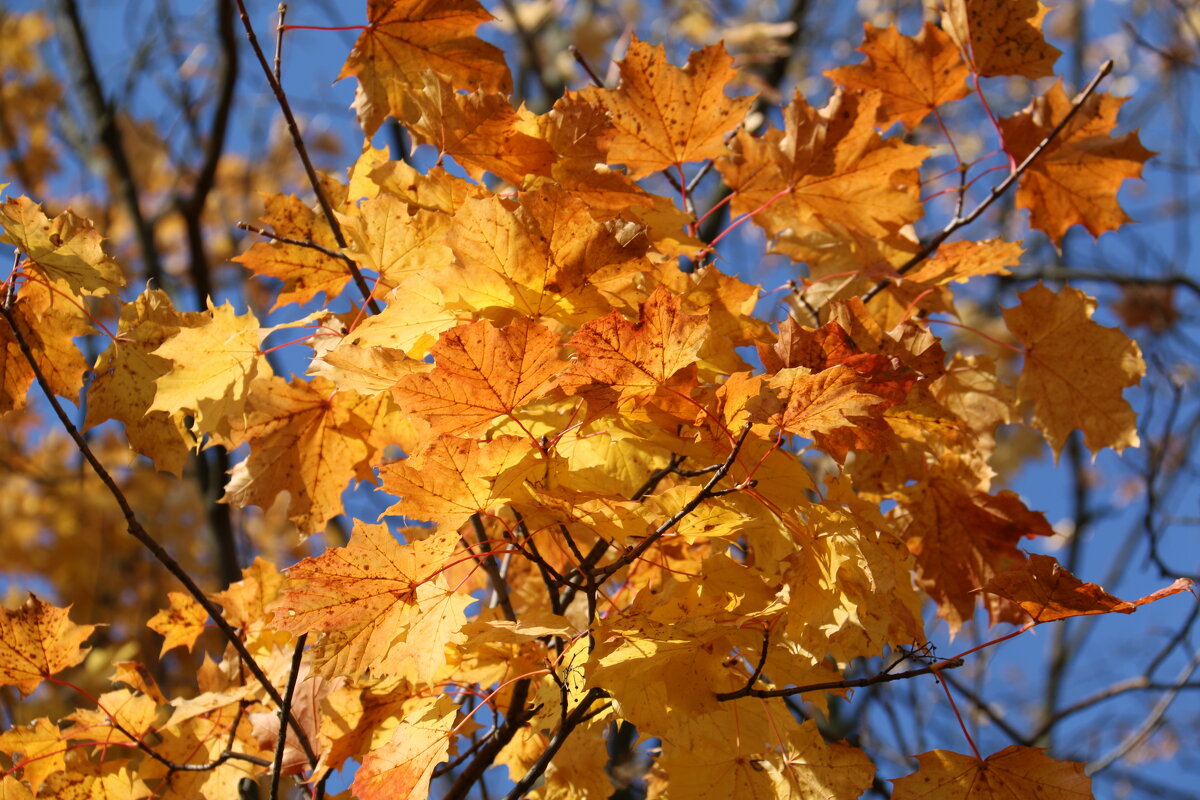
[716,658,964,701]
[861,59,1115,303]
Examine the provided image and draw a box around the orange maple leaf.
[352,696,457,800]
[274,523,470,682]
[147,592,208,656]
[751,365,887,441]
[981,553,1192,624]
[942,0,1061,79]
[892,745,1090,799]
[379,434,535,532]
[1004,284,1145,457]
[827,22,971,130]
[0,595,95,696]
[393,317,566,436]
[717,89,929,241]
[0,278,91,414]
[222,375,398,534]
[999,82,1154,244]
[577,38,754,179]
[562,285,707,411]
[339,0,512,136]
[896,478,1053,633]
[234,194,347,309]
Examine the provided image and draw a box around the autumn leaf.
[222,375,400,534]
[0,196,124,295]
[1004,284,1145,457]
[402,72,554,185]
[393,317,567,435]
[981,553,1192,623]
[999,82,1154,243]
[339,0,511,136]
[577,38,754,179]
[717,89,929,241]
[892,745,1091,799]
[147,592,208,655]
[0,595,94,696]
[274,522,470,682]
[148,300,266,435]
[0,277,91,414]
[0,718,65,792]
[234,193,347,309]
[562,285,707,410]
[340,193,454,292]
[895,478,1053,632]
[85,289,205,476]
[751,365,887,440]
[352,695,457,800]
[826,22,971,129]
[379,434,535,532]
[942,0,1061,79]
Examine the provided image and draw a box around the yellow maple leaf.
[942,0,1061,79]
[999,83,1154,244]
[0,278,91,414]
[149,300,267,435]
[0,718,65,792]
[379,434,536,532]
[147,592,208,655]
[892,745,1091,799]
[339,0,511,136]
[577,38,755,179]
[352,695,458,800]
[340,193,454,293]
[1004,284,1145,457]
[85,289,205,476]
[0,595,95,697]
[234,193,347,310]
[0,196,124,296]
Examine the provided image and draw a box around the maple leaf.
[444,186,646,325]
[403,72,555,185]
[0,595,95,696]
[576,38,754,179]
[341,193,454,293]
[826,22,971,130]
[222,375,399,534]
[85,289,205,476]
[999,82,1154,244]
[1004,284,1145,457]
[0,196,124,296]
[148,300,266,435]
[562,285,708,411]
[339,0,512,136]
[352,695,457,800]
[147,592,208,655]
[0,718,65,791]
[0,277,91,414]
[942,0,1061,79]
[234,193,347,309]
[895,477,1053,633]
[273,522,470,682]
[981,553,1192,624]
[393,317,566,435]
[892,745,1091,799]
[379,434,535,532]
[751,365,888,441]
[717,89,929,241]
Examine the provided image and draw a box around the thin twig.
[0,301,318,769]
[232,0,381,314]
[273,4,287,83]
[502,688,607,800]
[716,658,965,701]
[569,45,606,88]
[469,515,517,621]
[269,633,307,800]
[861,60,1115,303]
[237,221,347,261]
